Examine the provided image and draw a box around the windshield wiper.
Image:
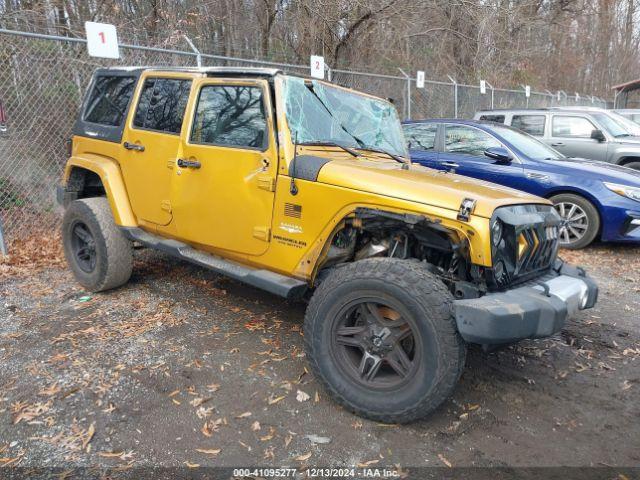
[615,133,632,138]
[297,141,361,157]
[357,146,410,167]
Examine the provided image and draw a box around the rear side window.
[190,85,267,149]
[133,78,191,134]
[403,123,437,151]
[84,76,136,126]
[551,116,595,138]
[511,115,545,136]
[479,114,505,123]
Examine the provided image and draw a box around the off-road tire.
[62,197,132,292]
[550,193,600,249]
[623,161,640,171]
[304,258,466,423]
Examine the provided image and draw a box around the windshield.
[592,113,629,137]
[607,111,640,136]
[488,125,564,160]
[282,76,407,157]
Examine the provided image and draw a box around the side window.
[403,123,437,151]
[444,125,501,156]
[551,116,596,138]
[190,85,267,149]
[133,78,191,134]
[479,115,505,123]
[511,115,545,136]
[84,76,136,126]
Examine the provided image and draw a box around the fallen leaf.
[184,461,200,468]
[98,451,124,458]
[358,459,379,467]
[251,421,261,431]
[83,423,95,450]
[268,394,286,405]
[235,411,252,419]
[296,390,310,402]
[438,453,452,468]
[305,434,331,444]
[295,452,312,461]
[195,448,221,455]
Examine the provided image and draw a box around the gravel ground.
[0,240,639,477]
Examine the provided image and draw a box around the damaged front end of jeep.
[316,202,598,346]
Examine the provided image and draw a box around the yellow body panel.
[65,70,553,284]
[62,152,136,227]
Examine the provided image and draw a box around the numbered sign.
[480,80,486,95]
[416,71,425,89]
[525,85,531,98]
[310,55,325,80]
[85,22,120,59]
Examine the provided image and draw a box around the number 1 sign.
[85,22,120,59]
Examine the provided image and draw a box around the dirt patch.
[0,242,639,473]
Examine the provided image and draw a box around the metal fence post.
[0,215,7,256]
[447,76,458,118]
[183,35,202,67]
[397,68,411,120]
[484,81,495,109]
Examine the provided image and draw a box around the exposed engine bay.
[318,205,561,300]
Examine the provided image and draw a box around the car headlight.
[604,182,640,203]
[491,219,503,246]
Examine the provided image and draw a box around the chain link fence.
[0,28,609,250]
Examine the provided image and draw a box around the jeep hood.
[316,159,546,218]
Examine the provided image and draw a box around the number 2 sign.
[85,22,120,59]
[310,55,325,80]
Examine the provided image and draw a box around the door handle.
[551,142,564,147]
[177,158,201,169]
[123,141,145,152]
[442,161,460,168]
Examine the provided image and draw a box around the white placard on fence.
[525,85,531,98]
[310,55,324,79]
[480,80,486,94]
[416,71,425,89]
[85,22,120,59]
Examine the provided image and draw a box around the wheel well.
[316,208,484,297]
[67,167,106,199]
[618,157,640,166]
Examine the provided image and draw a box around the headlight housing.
[604,182,640,203]
[491,219,503,246]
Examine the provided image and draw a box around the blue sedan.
[402,119,640,249]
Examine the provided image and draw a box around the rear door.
[437,124,525,188]
[546,114,608,161]
[121,73,194,226]
[170,77,277,256]
[403,123,440,168]
[510,114,546,138]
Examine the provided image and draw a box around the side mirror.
[484,146,513,163]
[591,129,606,142]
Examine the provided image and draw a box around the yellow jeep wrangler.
[58,67,597,422]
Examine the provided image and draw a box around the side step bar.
[121,227,307,300]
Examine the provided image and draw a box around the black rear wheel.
[62,198,133,292]
[305,258,466,423]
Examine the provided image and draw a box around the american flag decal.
[284,203,302,218]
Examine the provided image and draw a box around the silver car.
[473,108,640,170]
[616,109,640,125]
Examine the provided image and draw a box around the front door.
[546,114,608,161]
[438,124,525,189]
[170,78,277,256]
[120,74,193,225]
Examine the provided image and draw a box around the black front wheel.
[304,258,466,423]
